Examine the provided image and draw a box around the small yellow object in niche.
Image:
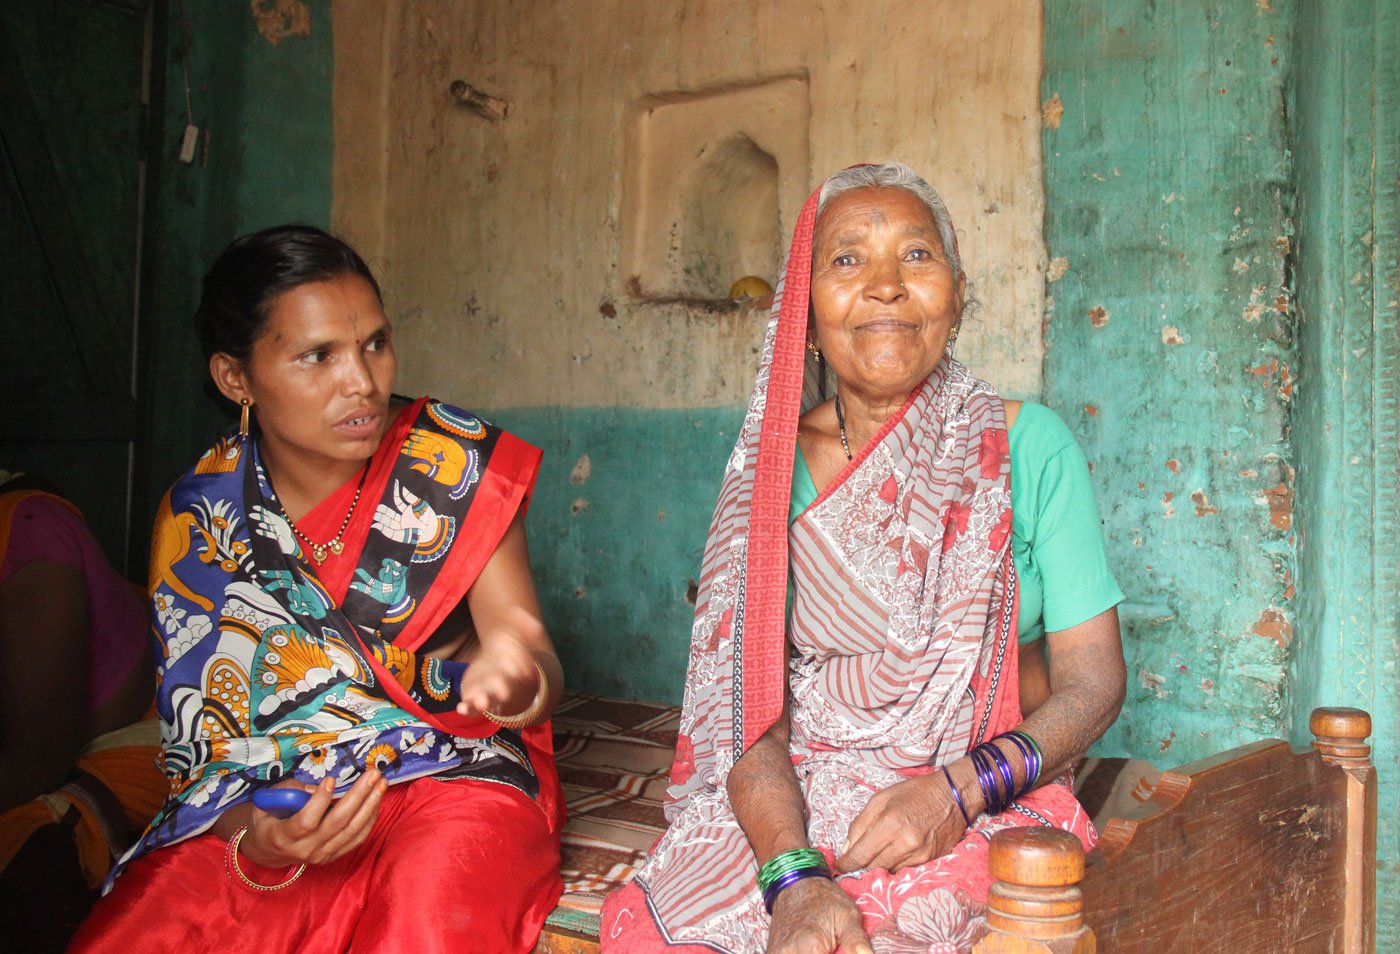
[728,276,774,301]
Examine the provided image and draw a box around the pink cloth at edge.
[0,495,147,715]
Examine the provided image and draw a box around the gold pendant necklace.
[275,461,370,565]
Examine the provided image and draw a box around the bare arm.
[0,561,90,811]
[456,510,563,723]
[1015,607,1125,778]
[727,709,809,860]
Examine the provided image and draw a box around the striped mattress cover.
[544,693,679,939]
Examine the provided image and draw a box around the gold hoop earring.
[239,398,251,437]
[949,322,962,348]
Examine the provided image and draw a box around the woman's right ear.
[209,353,249,406]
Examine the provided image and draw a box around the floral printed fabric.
[110,398,547,890]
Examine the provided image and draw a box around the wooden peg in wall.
[450,79,510,123]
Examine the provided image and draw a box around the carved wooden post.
[1310,707,1377,954]
[972,827,1095,953]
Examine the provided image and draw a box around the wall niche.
[621,76,810,303]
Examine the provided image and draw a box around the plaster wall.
[1041,1,1295,759]
[332,0,1048,406]
[1290,0,1399,940]
[1042,6,1397,927]
[332,0,1050,700]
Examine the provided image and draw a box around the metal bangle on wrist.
[483,658,549,729]
[225,825,306,891]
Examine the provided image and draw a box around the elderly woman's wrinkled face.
[810,187,965,405]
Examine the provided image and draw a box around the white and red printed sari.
[601,179,1094,954]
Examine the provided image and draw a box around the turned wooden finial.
[989,827,1086,888]
[974,828,1094,953]
[1311,707,1372,765]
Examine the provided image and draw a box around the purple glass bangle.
[985,741,1016,803]
[941,765,972,828]
[968,748,992,814]
[970,747,1003,814]
[1001,731,1041,797]
[762,865,830,914]
[1000,732,1032,799]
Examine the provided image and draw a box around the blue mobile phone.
[252,788,312,819]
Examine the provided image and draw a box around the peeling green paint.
[1046,0,1398,934]
[485,405,745,703]
[1043,0,1297,760]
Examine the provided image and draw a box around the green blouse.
[790,402,1123,644]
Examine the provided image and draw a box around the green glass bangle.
[757,848,827,893]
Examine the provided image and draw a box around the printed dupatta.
[113,398,555,888]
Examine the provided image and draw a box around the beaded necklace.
[272,459,371,565]
[833,393,854,461]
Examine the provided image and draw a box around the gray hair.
[816,162,962,277]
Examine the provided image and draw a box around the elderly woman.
[71,225,564,953]
[601,163,1126,954]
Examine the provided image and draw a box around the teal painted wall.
[486,406,746,704]
[1042,1,1296,761]
[1290,1,1399,943]
[1045,0,1397,937]
[133,0,334,559]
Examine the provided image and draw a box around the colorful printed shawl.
[110,397,560,889]
[603,179,1091,952]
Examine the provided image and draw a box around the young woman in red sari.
[601,164,1126,953]
[71,225,564,953]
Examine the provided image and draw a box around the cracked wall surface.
[1042,1,1296,759]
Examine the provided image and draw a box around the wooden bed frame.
[974,707,1377,952]
[536,706,1377,953]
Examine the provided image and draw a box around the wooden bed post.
[972,827,1095,953]
[1310,707,1377,954]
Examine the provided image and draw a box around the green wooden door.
[0,0,150,574]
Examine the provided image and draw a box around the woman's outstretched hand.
[766,875,873,954]
[455,633,540,720]
[835,772,967,875]
[238,769,386,869]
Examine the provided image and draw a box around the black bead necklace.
[833,394,853,461]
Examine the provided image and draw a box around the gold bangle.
[226,825,307,891]
[483,658,549,730]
